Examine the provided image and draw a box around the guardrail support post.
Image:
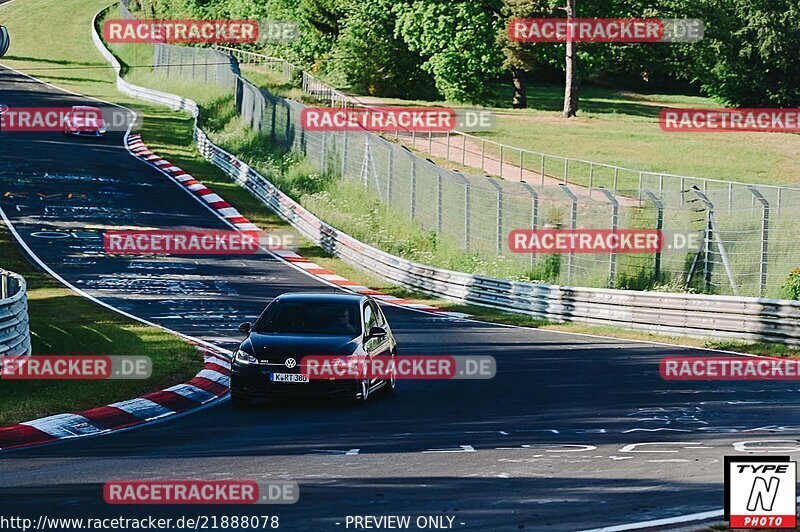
[559,184,578,285]
[598,187,619,286]
[644,190,664,282]
[748,186,770,297]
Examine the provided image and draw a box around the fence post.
[320,130,327,174]
[481,139,486,171]
[563,159,568,184]
[540,154,545,186]
[462,135,467,166]
[410,152,417,220]
[588,163,594,198]
[488,180,504,254]
[387,147,394,206]
[519,150,524,180]
[341,129,349,177]
[520,181,538,268]
[559,184,578,285]
[499,145,504,179]
[437,171,443,235]
[643,190,664,282]
[598,187,619,286]
[637,171,643,202]
[446,131,451,159]
[270,101,277,140]
[463,178,471,251]
[690,187,738,295]
[748,186,770,297]
[613,167,619,197]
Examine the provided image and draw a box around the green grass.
[0,0,208,425]
[0,227,200,426]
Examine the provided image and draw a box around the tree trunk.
[511,67,527,109]
[562,0,579,118]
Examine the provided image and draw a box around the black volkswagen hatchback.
[230,292,398,407]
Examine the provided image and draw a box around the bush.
[782,269,800,300]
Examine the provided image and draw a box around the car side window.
[363,303,376,332]
[370,301,385,327]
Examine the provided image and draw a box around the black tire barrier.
[0,26,9,58]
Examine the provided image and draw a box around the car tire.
[230,393,252,408]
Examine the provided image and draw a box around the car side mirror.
[238,322,252,334]
[367,326,387,339]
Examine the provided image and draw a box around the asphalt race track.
[2,65,800,531]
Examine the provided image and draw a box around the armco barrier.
[0,269,31,362]
[91,5,800,345]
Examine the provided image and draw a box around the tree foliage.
[148,0,800,107]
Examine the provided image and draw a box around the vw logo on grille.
[285,358,297,369]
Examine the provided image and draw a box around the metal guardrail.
[94,5,800,345]
[0,269,31,362]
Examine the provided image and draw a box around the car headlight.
[234,349,258,365]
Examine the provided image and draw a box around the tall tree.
[561,0,578,117]
[394,1,505,103]
[497,0,550,109]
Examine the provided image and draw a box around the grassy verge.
[0,228,199,426]
[0,0,206,425]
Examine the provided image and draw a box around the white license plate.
[271,373,309,383]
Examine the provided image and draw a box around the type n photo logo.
[724,456,797,529]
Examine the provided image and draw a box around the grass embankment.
[0,0,206,425]
[3,0,792,372]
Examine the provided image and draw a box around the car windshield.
[253,300,361,336]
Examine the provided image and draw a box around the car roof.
[273,291,367,305]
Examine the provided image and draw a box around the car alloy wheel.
[360,377,370,402]
[387,352,397,392]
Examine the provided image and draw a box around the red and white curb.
[125,134,467,318]
[0,347,230,451]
